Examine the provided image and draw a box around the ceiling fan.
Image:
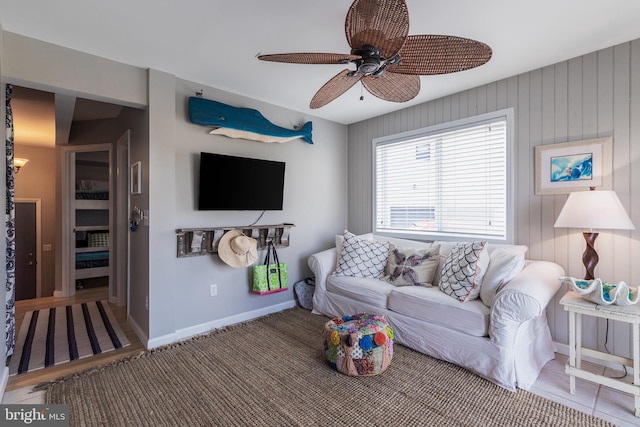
[258,0,492,109]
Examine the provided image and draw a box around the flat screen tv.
[198,152,285,210]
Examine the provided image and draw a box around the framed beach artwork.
[534,137,612,195]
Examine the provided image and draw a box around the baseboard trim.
[127,314,149,349]
[553,341,634,373]
[147,301,297,349]
[0,365,10,402]
[554,341,569,357]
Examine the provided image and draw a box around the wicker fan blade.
[310,69,363,109]
[345,0,409,59]
[389,35,492,75]
[258,53,361,65]
[362,73,420,102]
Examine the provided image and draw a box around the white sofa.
[308,233,564,391]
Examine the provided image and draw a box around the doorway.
[6,85,142,381]
[15,199,42,300]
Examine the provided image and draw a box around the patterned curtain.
[5,84,15,356]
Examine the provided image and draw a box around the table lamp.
[554,188,634,280]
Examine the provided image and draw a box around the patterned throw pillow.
[384,245,441,287]
[334,231,390,279]
[88,232,109,247]
[439,241,489,302]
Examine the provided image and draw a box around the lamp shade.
[554,190,635,230]
[14,157,28,169]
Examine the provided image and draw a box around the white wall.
[116,104,149,338]
[2,32,146,109]
[347,39,640,358]
[0,30,349,349]
[162,78,347,339]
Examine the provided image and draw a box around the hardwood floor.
[5,287,145,391]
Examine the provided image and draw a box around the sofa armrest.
[308,247,337,313]
[308,247,337,292]
[490,260,565,347]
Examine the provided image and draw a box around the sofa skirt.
[315,290,555,392]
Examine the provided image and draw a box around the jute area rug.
[40,308,613,427]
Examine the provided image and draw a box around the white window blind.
[374,110,512,241]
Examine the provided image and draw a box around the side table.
[560,290,640,417]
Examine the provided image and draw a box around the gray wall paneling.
[347,39,640,357]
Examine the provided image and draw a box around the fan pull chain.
[360,83,364,101]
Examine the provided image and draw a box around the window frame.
[372,108,515,244]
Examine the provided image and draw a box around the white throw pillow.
[334,231,390,279]
[480,249,526,307]
[384,244,441,287]
[335,232,373,264]
[335,232,374,253]
[439,241,490,302]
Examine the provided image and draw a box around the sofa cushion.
[373,235,433,250]
[439,241,489,302]
[384,245,441,287]
[326,275,394,309]
[434,241,528,257]
[334,231,390,279]
[480,248,526,307]
[388,286,490,337]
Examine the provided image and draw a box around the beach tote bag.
[252,241,288,294]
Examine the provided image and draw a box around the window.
[390,206,435,229]
[374,109,513,242]
[415,143,431,161]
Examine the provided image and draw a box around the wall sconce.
[554,188,634,280]
[13,157,29,174]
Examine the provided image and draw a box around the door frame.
[15,198,42,298]
[116,130,130,307]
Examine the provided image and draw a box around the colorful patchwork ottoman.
[323,313,393,376]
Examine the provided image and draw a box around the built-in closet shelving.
[73,152,111,285]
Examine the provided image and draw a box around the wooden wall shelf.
[176,224,294,258]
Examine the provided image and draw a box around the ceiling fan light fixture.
[258,0,492,108]
[357,57,381,74]
[371,67,387,78]
[388,53,401,65]
[351,44,383,74]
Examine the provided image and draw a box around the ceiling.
[2,1,640,126]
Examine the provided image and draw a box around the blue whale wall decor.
[189,97,313,144]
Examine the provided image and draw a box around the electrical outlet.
[43,244,52,251]
[210,284,218,297]
[145,295,149,311]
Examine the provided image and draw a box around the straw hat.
[218,230,258,268]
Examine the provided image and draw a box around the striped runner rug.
[9,300,130,376]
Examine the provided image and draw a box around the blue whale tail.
[300,121,313,145]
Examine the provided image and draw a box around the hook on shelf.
[175,223,294,258]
